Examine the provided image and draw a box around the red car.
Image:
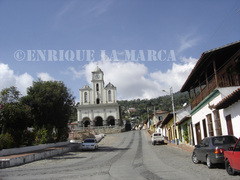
[224,138,240,175]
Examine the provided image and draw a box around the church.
[76,66,122,128]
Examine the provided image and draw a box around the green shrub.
[35,127,52,144]
[0,133,14,150]
[23,131,36,146]
[56,127,69,142]
[183,130,189,142]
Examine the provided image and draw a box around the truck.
[224,138,240,175]
[151,132,164,145]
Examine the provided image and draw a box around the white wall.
[223,101,240,138]
[192,94,226,144]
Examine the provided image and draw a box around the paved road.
[0,130,239,180]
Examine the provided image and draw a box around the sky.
[0,0,240,101]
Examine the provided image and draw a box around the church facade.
[76,66,121,127]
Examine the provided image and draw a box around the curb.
[0,144,79,169]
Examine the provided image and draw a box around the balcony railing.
[191,78,217,109]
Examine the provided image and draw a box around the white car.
[81,138,98,150]
[151,133,164,145]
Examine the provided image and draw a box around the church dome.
[93,66,103,73]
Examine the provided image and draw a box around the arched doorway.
[107,116,115,126]
[96,98,100,104]
[95,116,103,126]
[82,117,90,127]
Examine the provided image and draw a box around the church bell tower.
[91,66,104,104]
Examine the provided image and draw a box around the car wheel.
[192,152,200,164]
[206,156,213,168]
[225,159,235,175]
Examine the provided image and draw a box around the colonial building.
[180,40,240,145]
[151,110,168,133]
[76,66,121,127]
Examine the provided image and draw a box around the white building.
[214,87,240,138]
[180,41,240,145]
[76,66,121,127]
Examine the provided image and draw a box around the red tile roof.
[214,87,240,110]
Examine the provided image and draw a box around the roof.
[155,110,169,114]
[105,82,116,88]
[180,40,240,92]
[80,84,92,90]
[176,115,191,125]
[151,110,169,116]
[93,66,103,73]
[160,113,173,128]
[214,87,240,110]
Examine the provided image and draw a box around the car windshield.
[84,139,95,143]
[212,136,237,146]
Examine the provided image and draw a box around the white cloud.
[0,63,34,96]
[15,73,34,95]
[37,72,55,81]
[67,67,85,80]
[150,57,197,93]
[68,56,198,100]
[0,63,57,97]
[177,33,201,54]
[0,63,15,88]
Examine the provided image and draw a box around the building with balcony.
[180,40,240,144]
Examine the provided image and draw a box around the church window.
[108,90,112,102]
[84,92,88,103]
[96,84,99,91]
[96,98,100,104]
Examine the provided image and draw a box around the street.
[0,130,239,180]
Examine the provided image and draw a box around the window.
[213,110,222,136]
[158,116,163,121]
[202,119,207,138]
[212,136,237,146]
[96,98,100,104]
[84,92,87,103]
[226,114,233,135]
[108,90,112,102]
[96,84,99,91]
[235,140,240,151]
[200,138,209,147]
[204,139,210,147]
[206,114,214,136]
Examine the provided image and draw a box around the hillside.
[117,91,190,122]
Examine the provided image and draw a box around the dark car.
[192,135,238,168]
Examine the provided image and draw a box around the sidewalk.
[165,141,194,153]
[0,143,80,169]
[0,134,105,169]
[146,130,194,153]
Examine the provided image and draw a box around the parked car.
[151,132,164,145]
[224,138,240,175]
[81,138,98,151]
[192,135,238,168]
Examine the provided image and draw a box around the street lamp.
[162,87,178,145]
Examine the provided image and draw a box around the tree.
[21,80,75,142]
[0,86,20,104]
[0,86,32,147]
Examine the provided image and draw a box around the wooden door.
[195,123,202,145]
[226,115,233,135]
